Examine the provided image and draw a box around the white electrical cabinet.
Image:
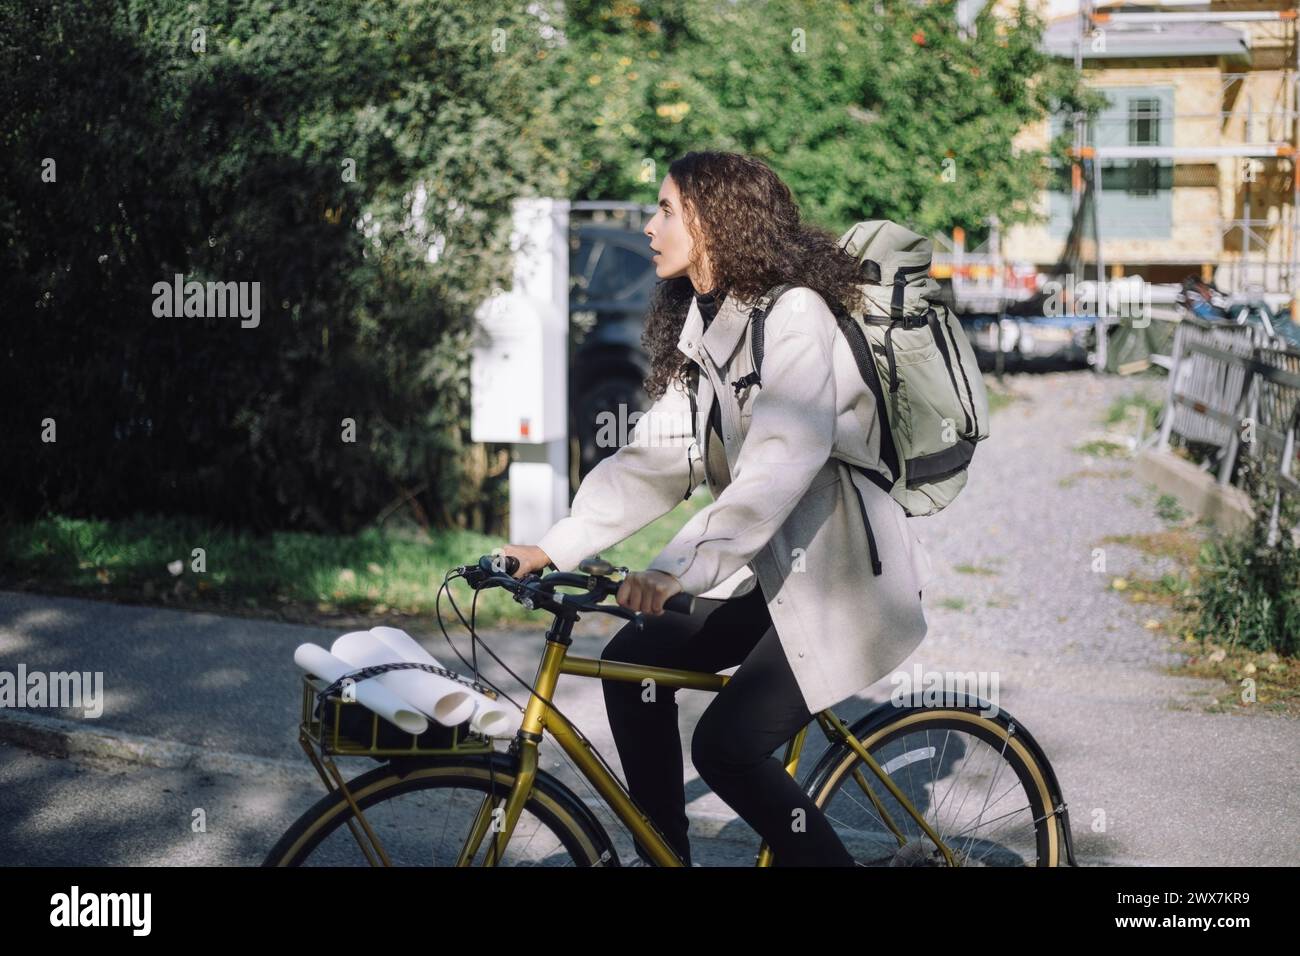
[470,289,565,444]
[469,197,571,542]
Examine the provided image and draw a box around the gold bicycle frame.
[283,554,1076,867]
[460,624,962,868]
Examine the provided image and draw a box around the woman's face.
[644,174,710,291]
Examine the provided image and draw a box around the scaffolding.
[1066,1,1300,296]
[1053,1,1300,369]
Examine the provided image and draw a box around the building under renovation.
[1004,0,1300,300]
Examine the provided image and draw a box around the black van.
[568,204,659,491]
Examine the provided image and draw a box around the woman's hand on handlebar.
[616,569,683,616]
[497,544,553,580]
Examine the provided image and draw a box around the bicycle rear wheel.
[264,754,617,866]
[804,703,1070,867]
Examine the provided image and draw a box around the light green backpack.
[738,219,991,522]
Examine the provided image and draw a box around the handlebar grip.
[479,553,520,576]
[663,591,695,615]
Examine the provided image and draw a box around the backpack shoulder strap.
[731,282,797,396]
[682,364,701,501]
[826,300,901,487]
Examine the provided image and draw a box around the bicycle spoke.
[903,742,918,843]
[928,728,955,830]
[831,791,885,836]
[933,732,984,837]
[926,729,939,823]
[947,801,1033,842]
[435,786,455,863]
[969,809,1037,866]
[960,727,1014,863]
[951,785,1028,859]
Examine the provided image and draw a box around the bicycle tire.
[803,700,1074,867]
[263,753,619,867]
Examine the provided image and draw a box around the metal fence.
[1155,315,1300,545]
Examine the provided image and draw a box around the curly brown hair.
[641,150,867,400]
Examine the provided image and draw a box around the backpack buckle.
[731,371,761,395]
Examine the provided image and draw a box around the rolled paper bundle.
[293,643,428,735]
[468,697,524,739]
[367,626,442,667]
[330,630,476,728]
[371,626,523,738]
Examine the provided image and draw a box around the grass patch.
[1074,438,1129,458]
[0,496,711,630]
[986,390,1014,414]
[1108,573,1192,607]
[953,562,999,576]
[937,596,967,611]
[1098,529,1205,566]
[983,375,1022,415]
[1155,493,1188,523]
[1058,467,1133,489]
[1105,391,1164,430]
[1165,640,1300,717]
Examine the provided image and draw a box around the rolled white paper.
[367,626,442,667]
[330,630,476,728]
[468,698,524,738]
[293,643,428,735]
[369,626,524,739]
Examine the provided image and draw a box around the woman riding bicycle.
[501,150,933,867]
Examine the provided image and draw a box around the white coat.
[537,286,933,713]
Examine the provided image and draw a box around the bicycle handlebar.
[458,554,696,621]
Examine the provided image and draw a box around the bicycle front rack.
[294,674,499,866]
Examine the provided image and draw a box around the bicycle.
[263,554,1080,867]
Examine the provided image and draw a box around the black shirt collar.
[694,286,725,326]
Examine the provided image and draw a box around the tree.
[0,0,580,532]
[549,0,1098,241]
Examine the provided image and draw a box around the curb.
[1134,448,1254,534]
[0,709,316,783]
[0,710,753,838]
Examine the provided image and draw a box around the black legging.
[600,581,855,867]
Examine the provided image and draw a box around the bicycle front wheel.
[264,754,616,867]
[804,702,1071,867]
